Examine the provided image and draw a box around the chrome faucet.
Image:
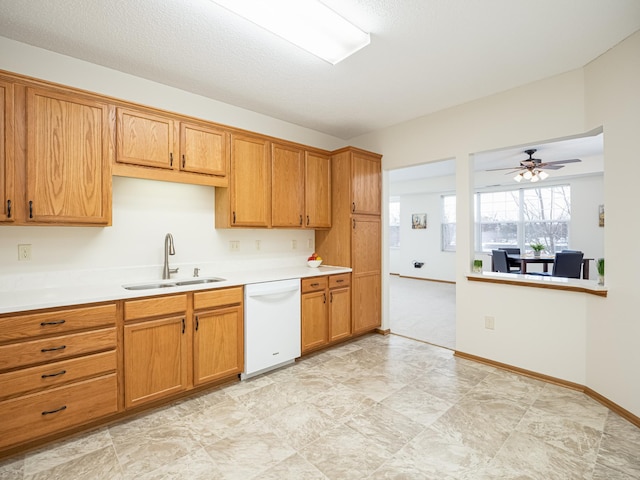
[162,233,179,279]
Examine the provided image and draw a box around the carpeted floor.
[389,275,456,349]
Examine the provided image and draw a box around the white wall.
[353,31,640,417]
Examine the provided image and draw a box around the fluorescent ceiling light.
[211,0,370,64]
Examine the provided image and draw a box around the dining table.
[507,254,592,279]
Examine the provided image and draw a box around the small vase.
[534,251,541,258]
[598,275,605,286]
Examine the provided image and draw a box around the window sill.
[466,272,607,297]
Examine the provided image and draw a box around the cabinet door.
[193,305,243,386]
[351,152,381,215]
[230,134,271,227]
[116,107,174,169]
[180,122,228,177]
[272,142,304,227]
[26,88,111,224]
[0,79,14,223]
[301,290,328,353]
[329,287,351,342]
[305,151,331,228]
[352,216,381,334]
[124,316,188,408]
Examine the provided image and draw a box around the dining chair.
[530,251,584,278]
[492,249,519,273]
[498,247,521,272]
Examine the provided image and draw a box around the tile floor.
[1,334,639,479]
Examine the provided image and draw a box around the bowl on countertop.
[307,260,323,268]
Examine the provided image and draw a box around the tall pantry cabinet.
[315,147,382,335]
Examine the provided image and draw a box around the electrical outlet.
[18,244,32,261]
[291,239,297,250]
[229,240,240,252]
[484,316,495,330]
[255,240,261,251]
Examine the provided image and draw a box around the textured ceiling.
[0,0,639,140]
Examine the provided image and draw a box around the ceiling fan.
[487,149,582,182]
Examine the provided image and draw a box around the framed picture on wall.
[412,213,427,229]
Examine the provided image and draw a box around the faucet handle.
[193,267,200,278]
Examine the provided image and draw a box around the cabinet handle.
[306,215,310,226]
[352,202,356,212]
[182,154,186,169]
[353,219,356,229]
[29,200,33,219]
[232,211,236,224]
[182,318,185,334]
[42,405,67,416]
[330,292,333,303]
[336,279,344,283]
[41,370,67,379]
[6,199,10,218]
[323,293,326,304]
[41,345,66,353]
[310,282,320,287]
[170,152,173,167]
[195,316,199,331]
[299,215,303,226]
[40,319,66,326]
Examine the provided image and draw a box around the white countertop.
[0,264,351,315]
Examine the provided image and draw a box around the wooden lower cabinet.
[0,374,117,450]
[301,274,351,354]
[0,302,118,454]
[124,315,188,408]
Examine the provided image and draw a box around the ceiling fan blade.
[485,166,523,172]
[540,165,565,170]
[540,158,582,166]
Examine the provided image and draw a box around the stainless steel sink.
[123,277,225,290]
[175,277,225,286]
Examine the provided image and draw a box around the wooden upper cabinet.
[272,142,304,228]
[228,133,271,227]
[179,122,228,176]
[116,107,174,170]
[25,87,112,225]
[305,151,331,228]
[0,79,14,223]
[351,151,381,215]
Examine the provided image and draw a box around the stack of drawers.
[0,304,118,450]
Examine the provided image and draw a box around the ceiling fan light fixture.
[530,173,540,183]
[514,173,523,182]
[210,0,370,64]
[523,170,533,180]
[538,170,549,180]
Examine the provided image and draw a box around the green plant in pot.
[473,259,483,273]
[530,242,545,257]
[596,258,605,285]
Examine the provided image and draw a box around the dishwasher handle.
[247,285,299,298]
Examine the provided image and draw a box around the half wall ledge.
[466,272,607,297]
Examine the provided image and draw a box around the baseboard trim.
[455,350,640,429]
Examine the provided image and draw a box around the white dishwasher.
[242,278,301,380]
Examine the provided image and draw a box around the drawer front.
[124,294,187,321]
[329,273,351,289]
[0,327,116,371]
[0,304,116,344]
[194,286,243,311]
[0,350,117,400]
[0,373,118,450]
[301,276,328,293]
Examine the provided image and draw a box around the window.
[476,185,571,253]
[389,197,400,248]
[442,194,456,251]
